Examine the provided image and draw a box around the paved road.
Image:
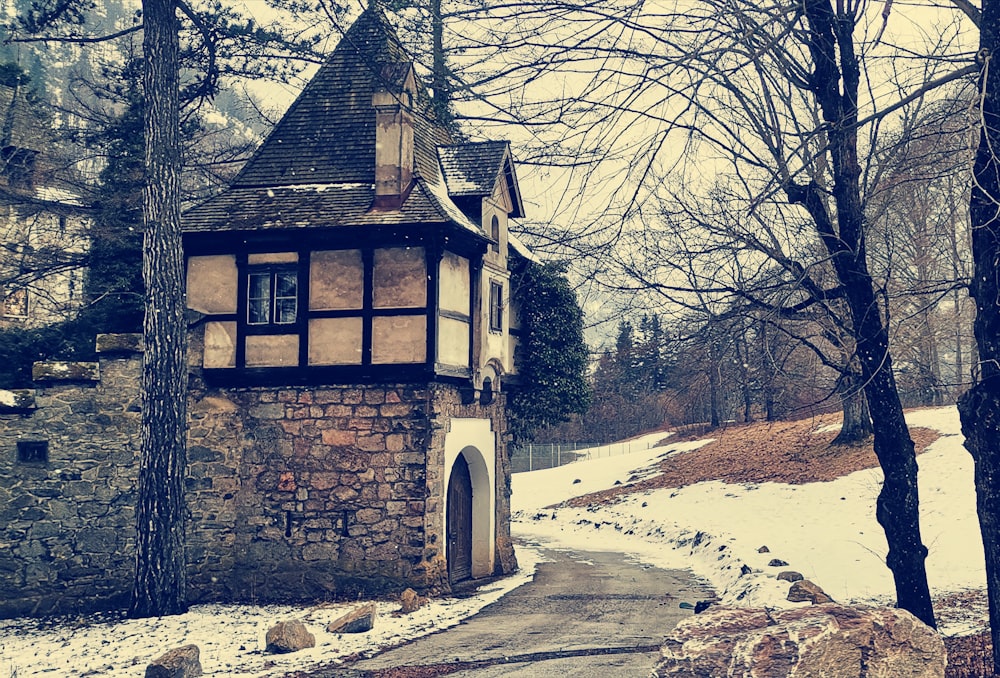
[340,545,714,677]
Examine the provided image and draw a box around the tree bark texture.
[791,0,935,628]
[129,0,188,618]
[959,1,1000,667]
[832,372,873,446]
[708,337,721,429]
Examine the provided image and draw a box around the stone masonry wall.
[0,354,141,617]
[185,381,441,603]
[1,336,517,617]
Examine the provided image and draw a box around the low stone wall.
[0,353,141,617]
[1,335,516,617]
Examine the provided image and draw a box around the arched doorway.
[443,421,496,581]
[447,454,473,583]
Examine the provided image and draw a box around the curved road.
[331,545,714,677]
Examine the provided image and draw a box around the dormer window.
[248,268,298,326]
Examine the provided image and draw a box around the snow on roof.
[508,231,539,263]
[420,174,485,237]
[438,141,510,196]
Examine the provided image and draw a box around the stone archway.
[444,420,496,581]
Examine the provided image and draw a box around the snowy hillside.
[512,406,984,635]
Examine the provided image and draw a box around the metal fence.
[510,440,650,473]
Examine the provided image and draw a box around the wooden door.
[447,454,473,583]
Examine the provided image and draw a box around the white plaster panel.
[439,253,470,315]
[187,255,238,315]
[371,315,426,363]
[203,321,236,368]
[308,317,363,365]
[373,247,426,309]
[248,252,298,264]
[438,316,470,367]
[245,334,299,367]
[310,250,363,310]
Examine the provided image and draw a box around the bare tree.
[429,0,977,625]
[959,0,1000,668]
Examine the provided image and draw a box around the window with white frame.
[489,280,503,332]
[247,269,298,326]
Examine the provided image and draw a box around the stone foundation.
[0,336,517,618]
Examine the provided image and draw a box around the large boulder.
[327,602,377,634]
[145,644,202,678]
[654,604,945,677]
[265,620,316,654]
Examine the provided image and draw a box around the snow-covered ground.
[512,406,984,635]
[0,406,983,676]
[0,549,544,677]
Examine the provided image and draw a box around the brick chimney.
[372,64,416,210]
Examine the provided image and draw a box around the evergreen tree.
[83,58,145,334]
[507,260,591,443]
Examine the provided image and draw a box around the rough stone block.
[322,429,356,446]
[398,588,427,614]
[249,403,285,420]
[380,404,413,418]
[326,602,376,634]
[788,579,834,604]
[265,620,316,654]
[654,605,944,678]
[357,434,385,452]
[32,361,100,382]
[356,508,382,524]
[96,334,143,354]
[0,389,35,411]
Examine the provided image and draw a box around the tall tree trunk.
[832,371,872,446]
[129,0,188,618]
[429,0,452,128]
[954,285,964,399]
[708,338,721,429]
[788,0,935,628]
[959,5,1000,669]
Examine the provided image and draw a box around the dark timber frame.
[185,223,487,387]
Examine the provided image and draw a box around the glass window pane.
[248,298,269,324]
[248,273,270,324]
[275,272,297,298]
[249,272,270,300]
[275,297,297,324]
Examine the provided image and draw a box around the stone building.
[182,4,526,597]
[0,5,527,616]
[0,84,90,328]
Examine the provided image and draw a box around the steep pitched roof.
[0,85,42,151]
[438,141,524,218]
[184,7,525,238]
[232,7,447,189]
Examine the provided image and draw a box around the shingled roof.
[184,6,520,236]
[438,141,524,218]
